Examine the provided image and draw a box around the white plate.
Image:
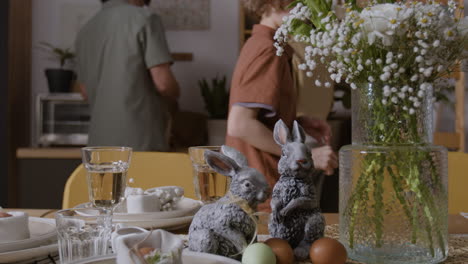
[115,215,194,230]
[76,197,202,220]
[182,251,242,264]
[70,250,241,264]
[0,217,57,253]
[0,243,57,263]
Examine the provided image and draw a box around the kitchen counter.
[17,147,82,159]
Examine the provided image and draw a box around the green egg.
[242,243,277,264]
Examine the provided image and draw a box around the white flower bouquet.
[275,1,468,111]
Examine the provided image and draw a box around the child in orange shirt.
[226,0,338,211]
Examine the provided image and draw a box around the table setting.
[73,187,202,230]
[0,210,467,263]
[1,137,468,264]
[2,116,468,264]
[0,146,211,264]
[3,0,468,262]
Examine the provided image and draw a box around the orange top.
[226,24,297,210]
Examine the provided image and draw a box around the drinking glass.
[81,147,132,210]
[55,208,112,263]
[188,146,231,203]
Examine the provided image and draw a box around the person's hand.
[298,116,332,144]
[311,145,338,175]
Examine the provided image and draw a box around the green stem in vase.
[344,84,447,254]
[411,203,419,244]
[346,156,374,249]
[387,166,414,242]
[347,150,440,250]
[371,156,385,248]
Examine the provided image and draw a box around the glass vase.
[339,83,448,264]
[351,83,433,145]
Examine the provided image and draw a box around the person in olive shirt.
[75,0,179,151]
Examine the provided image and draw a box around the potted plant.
[199,75,229,145]
[39,42,75,93]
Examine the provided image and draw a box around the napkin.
[124,186,185,213]
[145,186,184,211]
[461,212,468,219]
[113,229,184,264]
[0,211,30,242]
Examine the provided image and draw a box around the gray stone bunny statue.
[188,145,270,259]
[269,120,325,260]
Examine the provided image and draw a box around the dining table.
[10,209,468,235]
[4,209,468,263]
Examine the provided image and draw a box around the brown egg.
[309,237,347,264]
[0,212,12,218]
[265,238,295,264]
[138,247,155,257]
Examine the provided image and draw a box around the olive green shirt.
[75,0,172,151]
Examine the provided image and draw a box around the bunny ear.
[273,119,291,146]
[204,150,240,178]
[221,145,248,167]
[292,120,306,143]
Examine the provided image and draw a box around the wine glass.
[188,146,231,204]
[81,146,132,213]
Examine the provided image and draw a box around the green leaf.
[304,0,324,14]
[37,42,75,68]
[287,0,302,9]
[198,75,229,118]
[291,20,314,37]
[145,253,161,264]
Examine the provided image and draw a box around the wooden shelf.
[17,148,82,159]
[239,4,259,48]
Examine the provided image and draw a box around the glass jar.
[340,83,448,263]
[188,146,231,203]
[339,145,448,264]
[351,83,433,145]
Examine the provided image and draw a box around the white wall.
[30,0,240,143]
[31,0,100,95]
[31,0,100,145]
[166,0,240,113]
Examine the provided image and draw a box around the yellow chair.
[62,152,195,209]
[448,151,468,214]
[433,70,465,152]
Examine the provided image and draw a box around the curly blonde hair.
[242,0,293,18]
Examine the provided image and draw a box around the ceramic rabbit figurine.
[188,145,270,259]
[269,120,325,260]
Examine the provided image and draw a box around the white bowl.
[0,217,57,253]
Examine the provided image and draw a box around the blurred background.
[0,0,465,210]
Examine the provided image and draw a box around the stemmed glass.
[81,146,132,213]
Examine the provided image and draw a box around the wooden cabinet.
[17,148,82,209]
[239,4,259,48]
